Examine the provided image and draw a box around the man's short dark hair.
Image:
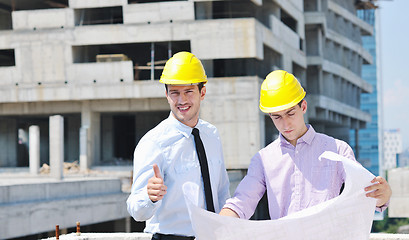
[165,82,205,92]
[297,99,304,107]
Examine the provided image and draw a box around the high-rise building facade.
[349,7,382,176]
[384,129,402,170]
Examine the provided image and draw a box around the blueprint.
[183,151,377,240]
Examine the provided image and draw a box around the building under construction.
[0,0,375,238]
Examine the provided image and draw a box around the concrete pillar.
[317,65,324,95]
[29,125,40,175]
[79,126,88,171]
[271,3,280,18]
[80,101,101,170]
[49,115,64,180]
[318,28,323,57]
[355,128,359,159]
[125,217,131,233]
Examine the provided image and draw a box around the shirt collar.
[301,124,315,145]
[167,112,201,139]
[279,124,316,146]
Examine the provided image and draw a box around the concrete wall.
[69,0,127,9]
[12,8,74,30]
[0,81,165,103]
[259,21,306,70]
[202,77,262,169]
[0,66,19,85]
[388,168,409,218]
[327,0,373,36]
[66,61,134,84]
[123,1,194,24]
[192,18,261,60]
[0,178,128,239]
[0,12,306,95]
[307,95,371,123]
[0,99,169,116]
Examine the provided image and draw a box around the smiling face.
[269,100,308,146]
[166,84,206,128]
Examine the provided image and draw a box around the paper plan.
[183,151,377,240]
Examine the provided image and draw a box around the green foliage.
[372,211,409,233]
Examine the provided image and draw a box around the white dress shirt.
[127,113,230,236]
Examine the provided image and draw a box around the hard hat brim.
[259,91,306,113]
[159,79,208,85]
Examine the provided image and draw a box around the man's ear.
[301,100,307,113]
[200,86,206,100]
[164,85,169,97]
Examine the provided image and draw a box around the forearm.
[219,208,239,218]
[128,139,164,220]
[126,190,160,221]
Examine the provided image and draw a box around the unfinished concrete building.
[304,0,373,143]
[0,0,373,238]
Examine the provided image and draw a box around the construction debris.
[39,161,81,174]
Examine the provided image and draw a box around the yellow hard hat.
[159,51,208,85]
[259,70,306,113]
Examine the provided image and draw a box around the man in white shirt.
[127,51,230,240]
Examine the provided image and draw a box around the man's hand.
[147,164,167,202]
[365,176,392,207]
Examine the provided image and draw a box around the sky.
[378,0,409,150]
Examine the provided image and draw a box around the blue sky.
[378,0,409,150]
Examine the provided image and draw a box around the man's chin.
[283,135,295,142]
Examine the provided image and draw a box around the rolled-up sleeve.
[336,139,389,213]
[223,153,266,219]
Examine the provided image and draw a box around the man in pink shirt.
[220,70,392,220]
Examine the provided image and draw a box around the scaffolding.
[355,0,378,9]
[355,0,393,10]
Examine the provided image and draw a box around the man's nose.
[282,117,291,129]
[179,93,188,103]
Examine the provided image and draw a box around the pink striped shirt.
[224,125,374,220]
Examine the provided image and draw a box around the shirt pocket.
[207,156,222,172]
[310,165,337,193]
[174,159,199,174]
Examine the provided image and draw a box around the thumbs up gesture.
[147,164,167,202]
